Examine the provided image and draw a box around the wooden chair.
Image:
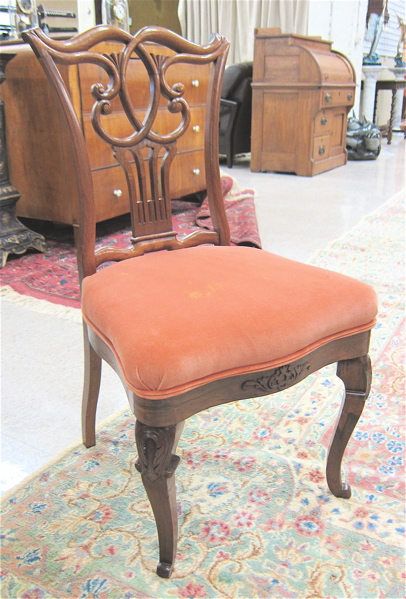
[23,25,378,579]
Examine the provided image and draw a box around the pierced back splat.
[23,26,230,280]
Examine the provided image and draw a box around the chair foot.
[82,324,102,448]
[326,355,372,498]
[157,561,173,578]
[135,420,184,577]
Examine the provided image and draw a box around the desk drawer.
[84,106,206,170]
[314,110,333,135]
[78,56,210,114]
[92,148,205,221]
[321,88,354,107]
[312,135,331,161]
[93,166,130,222]
[170,150,206,198]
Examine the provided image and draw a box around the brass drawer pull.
[318,146,325,155]
[320,117,327,125]
[347,92,353,101]
[191,79,200,87]
[113,189,123,197]
[324,93,332,103]
[192,168,200,175]
[192,125,200,132]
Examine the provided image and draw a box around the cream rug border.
[310,187,405,261]
[0,285,82,322]
[1,405,129,502]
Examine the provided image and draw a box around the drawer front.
[321,88,354,107]
[92,166,130,222]
[170,150,206,198]
[312,136,331,161]
[314,109,333,135]
[92,149,205,221]
[79,58,210,115]
[84,106,206,170]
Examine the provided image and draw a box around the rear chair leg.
[326,355,372,498]
[81,323,102,448]
[135,420,184,578]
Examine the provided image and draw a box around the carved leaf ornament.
[242,362,311,394]
[135,422,180,482]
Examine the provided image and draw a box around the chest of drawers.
[0,41,209,224]
[251,29,356,177]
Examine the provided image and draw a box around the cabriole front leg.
[326,355,372,498]
[135,420,184,578]
[81,323,102,448]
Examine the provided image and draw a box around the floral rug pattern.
[1,192,405,598]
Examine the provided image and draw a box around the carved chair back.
[23,26,230,281]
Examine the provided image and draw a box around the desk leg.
[387,89,396,144]
[373,90,379,124]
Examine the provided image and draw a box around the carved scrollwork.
[85,44,192,148]
[135,421,180,482]
[242,362,311,394]
[26,25,227,151]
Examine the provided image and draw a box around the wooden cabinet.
[251,29,356,177]
[0,41,209,224]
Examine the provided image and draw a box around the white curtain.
[178,0,310,64]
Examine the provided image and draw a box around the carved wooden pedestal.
[0,53,47,268]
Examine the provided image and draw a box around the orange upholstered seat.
[24,25,379,579]
[82,245,377,398]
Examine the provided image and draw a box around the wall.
[91,0,402,124]
[128,0,181,34]
[37,0,96,33]
[307,0,369,116]
[178,0,311,65]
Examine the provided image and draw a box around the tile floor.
[1,134,405,495]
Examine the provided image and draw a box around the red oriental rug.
[0,175,261,309]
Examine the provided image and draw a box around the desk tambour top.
[251,30,356,176]
[0,41,209,224]
[252,30,355,87]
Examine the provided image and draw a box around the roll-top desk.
[251,29,356,177]
[0,41,209,224]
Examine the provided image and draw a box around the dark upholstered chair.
[219,62,252,167]
[24,26,378,579]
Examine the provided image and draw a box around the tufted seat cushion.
[82,245,378,399]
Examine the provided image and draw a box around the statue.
[346,113,381,160]
[394,14,406,67]
[363,0,389,65]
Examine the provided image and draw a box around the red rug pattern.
[0,176,261,309]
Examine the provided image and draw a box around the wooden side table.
[373,77,406,144]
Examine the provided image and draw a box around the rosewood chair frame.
[24,25,374,579]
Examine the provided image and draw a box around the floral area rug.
[0,174,261,309]
[1,191,404,598]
